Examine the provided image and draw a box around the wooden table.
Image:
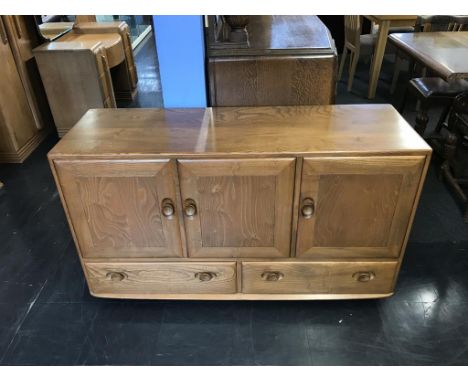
[388,31,468,80]
[364,15,417,99]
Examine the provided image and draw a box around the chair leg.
[338,48,348,82]
[435,103,452,133]
[390,55,402,95]
[414,99,429,136]
[347,51,359,91]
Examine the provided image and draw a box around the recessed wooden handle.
[301,198,315,218]
[195,272,216,282]
[106,271,127,282]
[161,198,175,217]
[261,271,284,282]
[352,271,375,282]
[184,199,197,217]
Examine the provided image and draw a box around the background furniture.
[338,16,376,91]
[48,105,431,300]
[439,92,468,222]
[0,15,52,163]
[34,21,138,137]
[363,15,417,99]
[206,16,337,106]
[389,31,468,135]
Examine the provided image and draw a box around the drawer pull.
[353,271,375,283]
[301,198,315,218]
[184,199,197,218]
[195,272,216,282]
[106,271,127,282]
[161,198,175,217]
[261,271,284,282]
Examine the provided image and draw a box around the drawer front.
[242,261,398,294]
[85,261,237,295]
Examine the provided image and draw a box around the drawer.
[242,261,398,294]
[85,261,237,296]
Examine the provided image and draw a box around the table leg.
[368,20,390,99]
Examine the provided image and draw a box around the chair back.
[344,16,362,49]
[415,15,467,32]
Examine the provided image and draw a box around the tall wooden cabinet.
[0,16,51,163]
[48,105,431,300]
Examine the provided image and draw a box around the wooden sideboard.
[0,15,52,163]
[206,16,338,106]
[33,21,137,137]
[48,105,431,300]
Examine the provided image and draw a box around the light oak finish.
[364,15,417,99]
[296,156,425,258]
[178,158,295,258]
[54,160,184,258]
[85,261,237,295]
[388,32,468,81]
[34,41,116,137]
[242,261,398,294]
[34,21,138,137]
[49,106,431,300]
[0,15,51,163]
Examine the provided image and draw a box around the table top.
[208,15,336,56]
[389,32,468,80]
[365,15,417,22]
[48,105,430,158]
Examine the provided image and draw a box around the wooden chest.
[48,105,431,300]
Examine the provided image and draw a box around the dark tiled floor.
[0,44,468,365]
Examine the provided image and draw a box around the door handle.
[301,198,315,219]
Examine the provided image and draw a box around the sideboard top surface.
[48,105,431,158]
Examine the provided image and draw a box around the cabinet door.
[296,156,425,258]
[178,158,296,258]
[54,160,184,258]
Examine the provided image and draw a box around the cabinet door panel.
[178,158,296,258]
[54,160,184,258]
[296,156,425,258]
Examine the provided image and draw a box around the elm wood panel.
[209,55,336,106]
[53,160,184,258]
[47,106,432,158]
[178,158,295,258]
[2,16,48,132]
[241,261,398,294]
[388,32,468,81]
[0,24,37,152]
[85,261,237,294]
[296,156,425,258]
[73,21,138,88]
[88,292,393,300]
[57,32,125,68]
[34,44,110,137]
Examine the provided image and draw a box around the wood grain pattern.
[296,156,425,258]
[242,261,398,294]
[85,261,237,294]
[54,160,184,258]
[388,32,468,81]
[178,158,295,258]
[209,56,336,106]
[47,106,432,159]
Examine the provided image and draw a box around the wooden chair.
[338,16,377,91]
[438,92,468,222]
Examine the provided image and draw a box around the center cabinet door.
[54,160,184,258]
[296,156,425,258]
[177,158,296,258]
